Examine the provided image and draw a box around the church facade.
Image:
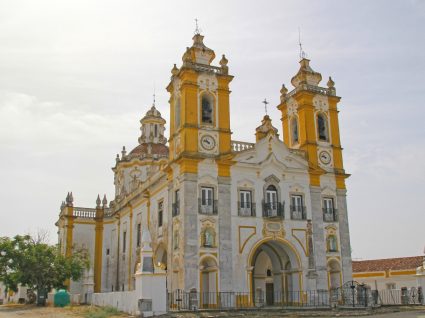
[56,32,352,305]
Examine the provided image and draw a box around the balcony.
[238,202,256,217]
[262,201,284,218]
[172,202,180,217]
[323,208,338,222]
[290,205,307,220]
[198,199,218,215]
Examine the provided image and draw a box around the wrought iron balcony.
[323,208,338,222]
[290,205,307,220]
[238,201,256,217]
[172,202,180,217]
[198,199,218,215]
[262,201,284,218]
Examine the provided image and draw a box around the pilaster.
[336,189,352,283]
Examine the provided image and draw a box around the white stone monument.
[134,226,167,317]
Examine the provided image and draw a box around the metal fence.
[168,287,424,311]
[376,288,423,305]
[168,289,368,311]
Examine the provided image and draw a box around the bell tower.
[166,32,233,176]
[277,58,348,189]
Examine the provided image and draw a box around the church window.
[290,195,305,219]
[154,124,158,137]
[317,113,329,141]
[136,223,141,247]
[123,231,127,252]
[201,95,213,124]
[239,190,253,216]
[158,201,163,228]
[264,185,279,217]
[173,190,180,216]
[323,198,336,222]
[173,231,179,250]
[200,187,215,214]
[175,99,181,128]
[291,117,299,144]
[327,235,338,252]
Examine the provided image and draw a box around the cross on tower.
[194,18,201,34]
[262,98,269,115]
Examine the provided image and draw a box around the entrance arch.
[248,238,302,306]
[200,256,218,308]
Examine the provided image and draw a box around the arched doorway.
[200,257,218,308]
[327,259,341,290]
[250,239,301,306]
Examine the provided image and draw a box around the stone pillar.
[135,227,167,317]
[337,189,353,284]
[182,173,199,291]
[218,176,233,291]
[94,195,105,293]
[309,186,328,290]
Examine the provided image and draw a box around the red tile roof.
[352,256,423,273]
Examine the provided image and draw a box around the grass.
[83,306,121,318]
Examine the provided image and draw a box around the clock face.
[200,135,216,151]
[319,151,331,165]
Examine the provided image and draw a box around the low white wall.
[92,291,138,315]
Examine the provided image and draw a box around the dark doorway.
[266,283,274,305]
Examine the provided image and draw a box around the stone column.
[182,173,199,291]
[218,176,233,292]
[336,189,353,284]
[309,185,328,290]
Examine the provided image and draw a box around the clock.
[200,135,216,151]
[319,151,331,165]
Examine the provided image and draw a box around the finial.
[102,194,108,208]
[220,54,229,75]
[298,27,307,60]
[194,18,202,35]
[327,76,335,88]
[96,194,101,208]
[61,201,65,210]
[262,98,269,115]
[280,84,288,102]
[171,64,179,76]
[152,84,156,107]
[121,146,127,159]
[116,153,120,163]
[69,192,73,205]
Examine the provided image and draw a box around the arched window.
[154,124,158,137]
[317,113,329,141]
[201,95,213,124]
[175,99,181,128]
[266,185,277,204]
[291,117,299,144]
[327,235,338,252]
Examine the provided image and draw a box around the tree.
[0,235,88,304]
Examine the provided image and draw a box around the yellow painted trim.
[238,225,257,253]
[353,272,385,278]
[128,205,133,290]
[389,270,416,276]
[74,219,96,224]
[291,229,308,256]
[93,208,104,293]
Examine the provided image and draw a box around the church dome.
[128,143,169,158]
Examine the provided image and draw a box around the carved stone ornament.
[262,221,285,239]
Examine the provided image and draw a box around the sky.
[0,0,424,260]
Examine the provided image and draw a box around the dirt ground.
[0,304,132,318]
[1,305,425,318]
